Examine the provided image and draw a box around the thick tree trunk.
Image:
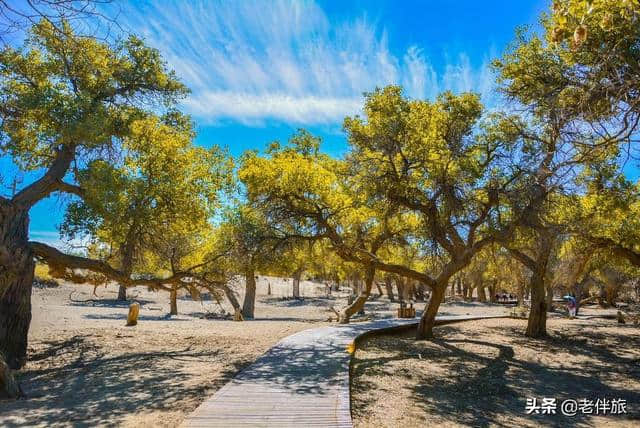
[0,205,33,372]
[242,269,257,319]
[339,267,374,323]
[117,284,127,301]
[456,278,462,295]
[526,269,547,337]
[292,269,302,299]
[384,276,395,301]
[416,285,444,339]
[170,288,178,315]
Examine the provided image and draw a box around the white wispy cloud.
[113,0,498,125]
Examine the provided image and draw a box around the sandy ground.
[351,316,640,428]
[0,276,344,427]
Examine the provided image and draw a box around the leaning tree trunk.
[0,205,33,377]
[169,287,178,315]
[384,276,395,301]
[292,269,302,299]
[375,282,384,297]
[222,284,241,312]
[242,268,257,319]
[416,284,444,339]
[339,267,374,323]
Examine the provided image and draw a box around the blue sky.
[5,0,559,246]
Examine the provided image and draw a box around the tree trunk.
[416,285,444,339]
[117,284,127,301]
[339,267,374,323]
[489,281,497,303]
[450,280,455,297]
[545,283,554,312]
[242,268,257,319]
[292,269,302,299]
[517,283,525,306]
[0,205,33,372]
[606,286,617,308]
[384,276,395,301]
[456,278,462,295]
[396,277,406,301]
[477,284,487,302]
[222,284,241,314]
[462,284,470,301]
[375,282,384,297]
[526,268,548,337]
[170,288,178,315]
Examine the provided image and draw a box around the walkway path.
[183,314,505,427]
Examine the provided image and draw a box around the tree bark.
[384,276,395,301]
[292,269,302,299]
[477,283,487,302]
[396,276,406,301]
[489,281,497,303]
[117,284,127,301]
[416,284,444,339]
[526,267,548,337]
[339,266,374,323]
[545,283,554,312]
[375,282,384,297]
[516,283,525,306]
[170,287,178,315]
[242,268,257,319]
[0,204,33,371]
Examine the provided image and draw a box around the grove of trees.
[1,0,640,398]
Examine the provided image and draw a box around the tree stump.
[126,302,140,326]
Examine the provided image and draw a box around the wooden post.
[126,302,140,326]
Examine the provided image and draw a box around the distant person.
[566,295,577,318]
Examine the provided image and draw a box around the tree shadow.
[1,336,251,427]
[259,296,339,308]
[68,298,154,308]
[83,313,190,321]
[352,323,640,427]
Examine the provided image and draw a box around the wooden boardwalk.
[182,314,505,427]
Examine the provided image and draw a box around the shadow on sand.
[352,322,640,427]
[1,336,250,427]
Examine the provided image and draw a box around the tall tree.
[0,21,186,377]
[241,88,520,338]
